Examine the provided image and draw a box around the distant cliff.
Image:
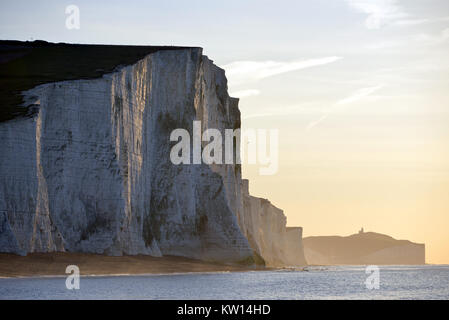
[0,41,306,266]
[240,180,307,267]
[303,232,425,265]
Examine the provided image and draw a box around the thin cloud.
[307,85,384,130]
[306,113,330,131]
[413,28,449,46]
[222,57,342,86]
[230,89,260,98]
[367,28,449,49]
[242,103,323,120]
[345,0,407,29]
[336,84,384,105]
[393,18,429,26]
[393,15,449,27]
[346,0,449,30]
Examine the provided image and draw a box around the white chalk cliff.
[0,46,307,266]
[240,180,307,267]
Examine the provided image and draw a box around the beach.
[0,253,261,278]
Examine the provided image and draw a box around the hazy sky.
[1,0,449,264]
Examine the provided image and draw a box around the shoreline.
[0,253,269,278]
[1,253,431,279]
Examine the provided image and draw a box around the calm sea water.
[1,265,448,300]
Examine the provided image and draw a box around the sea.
[1,265,448,300]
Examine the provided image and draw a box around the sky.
[1,0,449,264]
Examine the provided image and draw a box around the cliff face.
[0,43,308,267]
[0,48,253,262]
[240,180,307,267]
[285,227,307,266]
[303,232,425,265]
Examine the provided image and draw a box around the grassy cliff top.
[0,40,197,122]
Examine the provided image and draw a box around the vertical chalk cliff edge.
[0,46,307,266]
